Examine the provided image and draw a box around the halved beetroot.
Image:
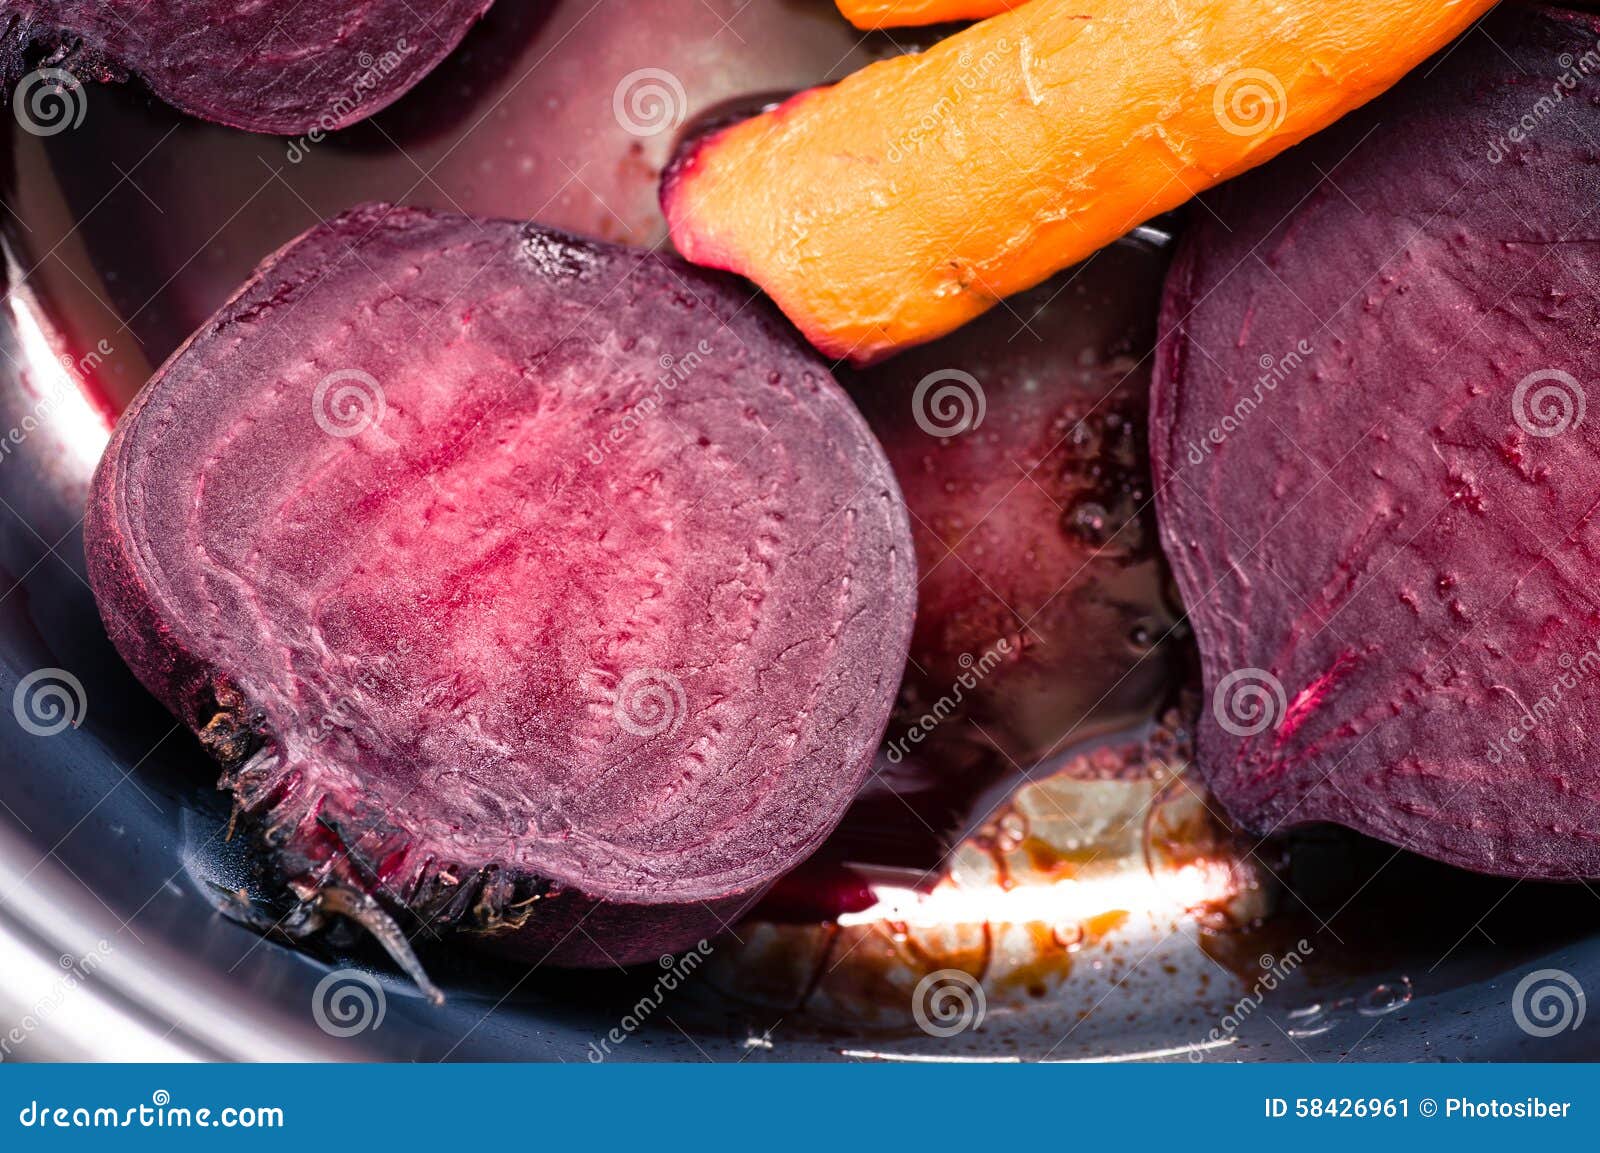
[85,204,916,977]
[2,1,492,134]
[1152,4,1600,878]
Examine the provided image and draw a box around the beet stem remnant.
[315,885,445,1006]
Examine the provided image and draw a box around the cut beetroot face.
[2,1,493,135]
[1152,4,1600,878]
[85,204,915,976]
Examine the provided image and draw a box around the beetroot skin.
[1152,4,1600,878]
[2,1,492,134]
[85,204,915,971]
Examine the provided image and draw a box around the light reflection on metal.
[710,754,1271,1031]
[839,1037,1238,1064]
[837,862,1230,931]
[8,287,112,473]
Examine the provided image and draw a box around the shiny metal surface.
[0,0,1594,1063]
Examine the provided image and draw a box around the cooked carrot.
[664,0,1497,365]
[837,0,1024,29]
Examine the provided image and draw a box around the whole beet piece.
[1152,4,1600,878]
[2,0,493,134]
[86,204,915,982]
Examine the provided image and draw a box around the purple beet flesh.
[1152,4,1600,878]
[85,204,915,974]
[2,1,493,134]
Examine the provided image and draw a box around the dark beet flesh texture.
[85,204,915,970]
[2,0,492,134]
[1152,4,1600,878]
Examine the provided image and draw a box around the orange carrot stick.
[665,0,1498,365]
[837,0,1025,29]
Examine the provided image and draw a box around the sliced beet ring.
[85,204,916,972]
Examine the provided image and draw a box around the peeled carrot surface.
[837,0,1024,28]
[664,0,1498,365]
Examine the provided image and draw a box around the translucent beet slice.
[1152,5,1600,878]
[85,204,915,975]
[2,0,493,134]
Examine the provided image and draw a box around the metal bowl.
[1,0,1594,1062]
